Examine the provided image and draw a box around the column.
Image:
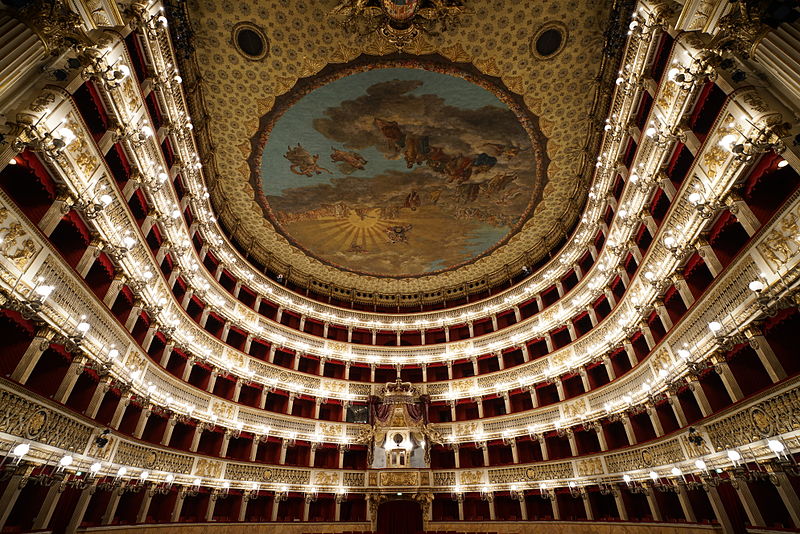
[645,488,662,522]
[745,328,787,382]
[676,485,697,522]
[133,408,151,439]
[205,493,218,521]
[688,379,713,417]
[623,339,638,367]
[206,372,218,393]
[101,487,123,524]
[696,239,724,277]
[586,306,598,327]
[158,341,175,369]
[103,275,126,307]
[647,407,664,437]
[752,17,800,108]
[37,195,69,237]
[238,494,250,521]
[182,360,194,382]
[733,480,764,527]
[603,356,616,380]
[579,368,590,392]
[551,494,561,520]
[654,300,673,331]
[706,486,736,534]
[220,432,231,458]
[595,425,608,451]
[621,415,637,445]
[727,194,761,236]
[639,322,656,350]
[190,424,204,452]
[614,488,629,521]
[773,471,800,527]
[32,483,65,530]
[10,330,50,383]
[75,241,101,278]
[161,416,177,446]
[0,474,25,530]
[582,493,594,520]
[53,359,83,403]
[539,437,549,461]
[604,287,617,308]
[171,489,186,522]
[714,361,744,402]
[110,397,130,429]
[668,394,688,427]
[136,489,154,524]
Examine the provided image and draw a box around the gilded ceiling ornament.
[12,0,92,54]
[330,0,467,49]
[711,0,772,58]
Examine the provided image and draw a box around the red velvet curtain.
[377,499,423,534]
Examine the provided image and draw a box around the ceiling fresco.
[174,0,622,298]
[253,61,546,277]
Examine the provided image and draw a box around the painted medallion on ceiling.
[253,59,546,277]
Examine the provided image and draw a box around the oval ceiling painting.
[255,60,545,277]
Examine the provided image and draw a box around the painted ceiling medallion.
[330,0,467,49]
[252,59,546,278]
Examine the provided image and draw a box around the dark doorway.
[377,499,423,534]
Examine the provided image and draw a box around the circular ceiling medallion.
[232,22,268,61]
[531,22,567,59]
[252,59,545,278]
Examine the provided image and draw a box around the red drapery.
[377,499,423,534]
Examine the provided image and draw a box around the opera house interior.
[0,0,800,533]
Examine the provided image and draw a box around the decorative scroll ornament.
[12,0,92,54]
[711,0,772,57]
[330,0,467,49]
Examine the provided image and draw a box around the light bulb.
[708,321,723,333]
[719,134,738,150]
[777,160,788,169]
[671,467,682,477]
[727,450,741,462]
[59,455,73,467]
[649,471,658,481]
[117,466,128,477]
[140,470,149,480]
[768,440,785,453]
[77,321,90,333]
[623,474,632,483]
[748,280,765,292]
[11,443,30,457]
[688,192,703,205]
[90,462,102,473]
[166,473,175,483]
[694,459,707,470]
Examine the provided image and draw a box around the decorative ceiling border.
[169,0,635,306]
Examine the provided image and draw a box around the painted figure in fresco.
[404,190,421,210]
[330,147,368,170]
[472,152,497,174]
[484,142,526,159]
[374,118,406,151]
[480,172,517,196]
[403,134,430,168]
[284,144,331,176]
[386,224,413,244]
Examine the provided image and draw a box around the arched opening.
[377,498,423,534]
